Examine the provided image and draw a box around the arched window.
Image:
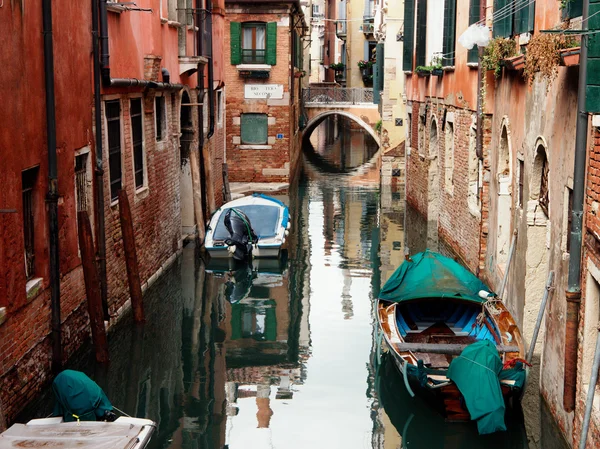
[445,121,454,194]
[430,119,438,159]
[531,145,549,218]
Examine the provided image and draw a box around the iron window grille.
[130,98,145,189]
[22,167,38,280]
[155,96,166,141]
[106,100,122,201]
[241,23,266,64]
[75,153,89,212]
[241,113,268,145]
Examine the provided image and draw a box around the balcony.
[336,20,347,39]
[362,18,374,35]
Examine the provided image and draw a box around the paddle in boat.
[205,193,290,260]
[377,250,528,434]
[0,370,156,449]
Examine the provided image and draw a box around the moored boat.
[205,194,290,260]
[377,250,527,434]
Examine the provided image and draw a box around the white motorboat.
[205,194,290,259]
[0,416,155,449]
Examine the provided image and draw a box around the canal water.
[20,116,569,448]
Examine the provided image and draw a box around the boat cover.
[52,370,113,422]
[447,340,506,434]
[379,250,491,304]
[0,421,146,449]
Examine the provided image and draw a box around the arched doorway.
[495,124,512,270]
[427,118,440,248]
[180,91,196,238]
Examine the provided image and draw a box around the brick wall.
[224,8,300,183]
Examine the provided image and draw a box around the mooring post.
[118,190,145,323]
[77,210,109,363]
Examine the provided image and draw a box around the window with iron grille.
[539,152,549,217]
[105,100,122,201]
[130,98,145,189]
[242,22,267,64]
[216,90,223,127]
[155,96,166,141]
[518,159,524,208]
[22,167,38,280]
[75,153,89,212]
[241,113,268,145]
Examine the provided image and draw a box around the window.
[539,151,549,217]
[75,152,90,213]
[130,98,145,189]
[105,100,122,201]
[563,0,582,19]
[566,186,573,252]
[493,0,535,37]
[518,159,524,208]
[403,0,415,71]
[442,0,457,66]
[312,4,319,15]
[22,167,38,280]
[415,0,427,68]
[155,96,166,141]
[230,22,277,65]
[468,124,480,213]
[293,31,303,69]
[216,90,223,127]
[468,0,480,63]
[444,121,454,194]
[241,113,268,145]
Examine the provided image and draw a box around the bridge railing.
[302,87,374,105]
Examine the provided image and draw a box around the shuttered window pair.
[230,22,277,65]
[492,0,535,38]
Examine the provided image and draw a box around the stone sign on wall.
[244,84,284,100]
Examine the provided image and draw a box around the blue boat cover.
[379,250,491,304]
[213,205,281,239]
[447,341,506,434]
[52,370,113,422]
[253,193,290,230]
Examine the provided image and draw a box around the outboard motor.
[224,208,257,261]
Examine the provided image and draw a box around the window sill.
[135,186,150,198]
[161,17,168,24]
[236,64,272,71]
[110,198,119,208]
[0,307,6,327]
[106,3,126,13]
[442,66,455,72]
[168,20,181,28]
[26,277,43,302]
[239,144,272,150]
[467,62,479,69]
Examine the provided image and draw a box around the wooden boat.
[205,194,290,260]
[377,250,527,434]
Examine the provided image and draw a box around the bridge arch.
[302,110,381,147]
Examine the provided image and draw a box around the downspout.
[42,0,62,374]
[564,0,589,412]
[475,0,486,277]
[92,0,109,319]
[206,0,215,139]
[195,0,207,243]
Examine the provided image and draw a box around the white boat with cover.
[205,193,290,259]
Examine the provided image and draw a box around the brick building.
[0,0,225,429]
[224,0,307,183]
[403,0,600,445]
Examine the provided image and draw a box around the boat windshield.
[213,205,281,240]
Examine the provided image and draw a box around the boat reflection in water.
[376,352,529,449]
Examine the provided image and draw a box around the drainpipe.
[564,0,589,413]
[91,0,109,319]
[206,0,215,140]
[475,0,485,160]
[42,0,62,374]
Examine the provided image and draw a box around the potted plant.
[415,66,432,77]
[430,56,444,77]
[329,62,345,72]
[294,69,306,78]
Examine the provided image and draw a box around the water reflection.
[303,115,379,172]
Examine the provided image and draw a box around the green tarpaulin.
[52,370,113,422]
[379,250,491,304]
[447,340,506,434]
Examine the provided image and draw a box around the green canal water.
[20,117,569,448]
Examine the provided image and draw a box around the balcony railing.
[362,19,374,35]
[242,49,266,64]
[336,20,347,39]
[303,87,374,105]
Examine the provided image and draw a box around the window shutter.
[514,0,535,34]
[493,0,512,38]
[373,43,384,104]
[266,22,278,65]
[564,0,583,19]
[415,0,427,68]
[403,0,415,71]
[442,0,457,66]
[467,0,480,63]
[230,22,241,65]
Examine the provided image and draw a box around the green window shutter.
[493,0,512,38]
[467,0,480,63]
[373,43,384,104]
[564,0,583,19]
[403,0,415,71]
[514,0,535,34]
[241,114,268,144]
[442,0,457,66]
[266,22,277,65]
[415,0,427,68]
[230,22,241,65]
